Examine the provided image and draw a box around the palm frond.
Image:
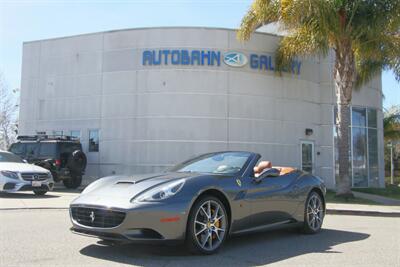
[237,0,280,41]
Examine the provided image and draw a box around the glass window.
[334,106,380,188]
[70,130,80,139]
[89,129,99,152]
[53,130,63,137]
[25,143,39,157]
[39,143,57,157]
[301,142,314,173]
[352,127,368,187]
[368,128,379,187]
[0,152,24,163]
[352,107,366,127]
[170,152,251,174]
[367,108,377,128]
[9,143,25,156]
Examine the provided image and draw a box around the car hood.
[72,172,202,208]
[0,162,49,173]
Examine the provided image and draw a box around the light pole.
[387,141,394,185]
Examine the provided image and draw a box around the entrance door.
[301,141,314,173]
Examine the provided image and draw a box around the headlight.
[133,179,185,203]
[1,171,19,180]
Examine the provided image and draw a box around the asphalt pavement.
[1,192,399,267]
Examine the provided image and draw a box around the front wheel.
[186,196,229,254]
[63,173,82,189]
[302,191,324,234]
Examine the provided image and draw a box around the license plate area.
[32,181,42,187]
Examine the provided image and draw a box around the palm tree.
[384,106,400,141]
[238,0,400,196]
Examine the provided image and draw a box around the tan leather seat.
[273,166,296,176]
[253,161,272,177]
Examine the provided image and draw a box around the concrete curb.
[326,208,400,218]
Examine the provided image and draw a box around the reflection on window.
[334,106,379,188]
[352,107,366,127]
[352,127,367,187]
[367,109,377,128]
[53,130,63,137]
[89,129,99,152]
[301,142,313,173]
[70,130,80,139]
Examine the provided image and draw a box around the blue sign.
[142,49,301,75]
[223,52,248,67]
[142,50,220,66]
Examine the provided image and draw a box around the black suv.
[9,135,87,189]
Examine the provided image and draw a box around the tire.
[186,196,229,255]
[63,173,82,189]
[67,150,87,174]
[33,190,47,196]
[302,191,324,234]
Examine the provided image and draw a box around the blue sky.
[0,0,398,108]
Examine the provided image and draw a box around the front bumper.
[70,201,190,243]
[0,177,54,193]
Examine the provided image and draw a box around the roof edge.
[23,26,281,44]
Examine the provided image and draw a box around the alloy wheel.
[306,194,324,231]
[193,200,227,252]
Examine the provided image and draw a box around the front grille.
[70,207,126,228]
[21,173,49,181]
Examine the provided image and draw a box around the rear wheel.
[63,173,82,189]
[186,196,228,254]
[302,191,324,234]
[33,190,47,196]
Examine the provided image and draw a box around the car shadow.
[52,187,84,194]
[79,228,370,266]
[0,192,60,199]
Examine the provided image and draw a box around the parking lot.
[1,191,399,267]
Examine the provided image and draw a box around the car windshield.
[0,152,24,163]
[170,152,252,174]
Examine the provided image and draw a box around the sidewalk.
[352,191,400,205]
[326,203,400,217]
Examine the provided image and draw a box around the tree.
[384,105,400,181]
[384,105,400,141]
[0,72,18,150]
[238,0,400,196]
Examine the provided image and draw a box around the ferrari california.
[70,151,326,254]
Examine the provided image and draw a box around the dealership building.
[18,27,384,188]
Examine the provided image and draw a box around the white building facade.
[19,27,384,188]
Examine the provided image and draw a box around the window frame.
[88,129,100,153]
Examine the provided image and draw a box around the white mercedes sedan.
[0,150,54,195]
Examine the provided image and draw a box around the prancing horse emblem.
[89,211,95,223]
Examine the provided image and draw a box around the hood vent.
[116,181,135,185]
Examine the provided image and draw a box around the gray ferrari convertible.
[70,151,326,254]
